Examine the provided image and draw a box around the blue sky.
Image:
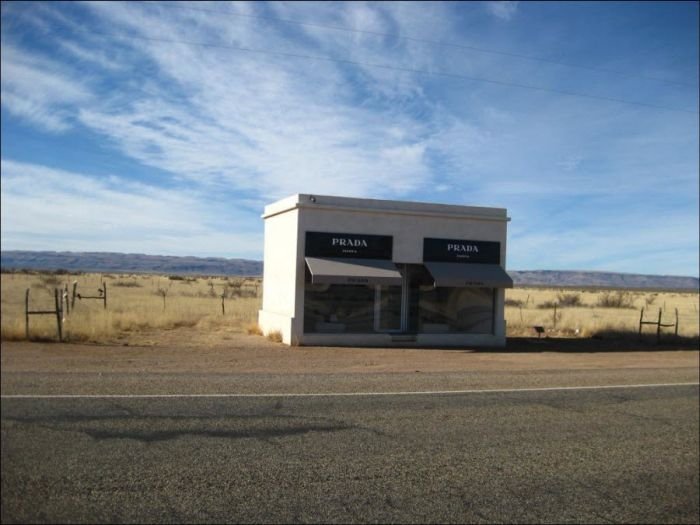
[1,1,698,276]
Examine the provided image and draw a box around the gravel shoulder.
[0,335,698,375]
[2,330,698,378]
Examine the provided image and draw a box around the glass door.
[374,284,403,332]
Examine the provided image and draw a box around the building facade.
[258,194,512,346]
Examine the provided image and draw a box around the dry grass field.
[1,271,261,343]
[505,287,699,339]
[1,271,698,344]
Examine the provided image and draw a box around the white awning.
[424,262,513,288]
[305,257,402,286]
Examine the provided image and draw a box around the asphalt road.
[2,382,699,524]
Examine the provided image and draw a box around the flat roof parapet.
[262,194,510,222]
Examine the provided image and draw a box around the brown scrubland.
[1,271,698,345]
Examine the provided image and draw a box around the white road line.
[1,382,698,399]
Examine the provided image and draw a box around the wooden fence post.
[675,308,679,336]
[71,281,78,309]
[25,288,30,340]
[221,292,225,315]
[54,288,63,342]
[25,288,65,342]
[103,281,107,309]
[640,306,680,342]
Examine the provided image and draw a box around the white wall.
[258,209,300,344]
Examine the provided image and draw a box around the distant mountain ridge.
[1,250,698,290]
[0,250,262,277]
[507,270,698,291]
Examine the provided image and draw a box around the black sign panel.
[305,231,393,259]
[423,237,500,264]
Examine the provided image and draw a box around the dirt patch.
[2,329,698,375]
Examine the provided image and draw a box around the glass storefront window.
[304,283,403,333]
[418,286,494,334]
[303,264,495,335]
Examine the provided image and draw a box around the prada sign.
[423,237,500,264]
[305,232,393,259]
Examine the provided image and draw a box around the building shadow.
[321,333,699,353]
[500,333,699,353]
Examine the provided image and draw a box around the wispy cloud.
[484,1,519,21]
[63,1,459,200]
[0,44,91,131]
[0,160,262,257]
[56,40,125,72]
[508,206,699,276]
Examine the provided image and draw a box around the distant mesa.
[507,270,698,291]
[1,250,698,291]
[0,251,262,277]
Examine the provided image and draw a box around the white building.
[258,194,512,347]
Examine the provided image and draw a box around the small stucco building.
[258,194,512,346]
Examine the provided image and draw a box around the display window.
[405,263,493,333]
[417,287,494,333]
[303,282,404,334]
[303,264,495,335]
